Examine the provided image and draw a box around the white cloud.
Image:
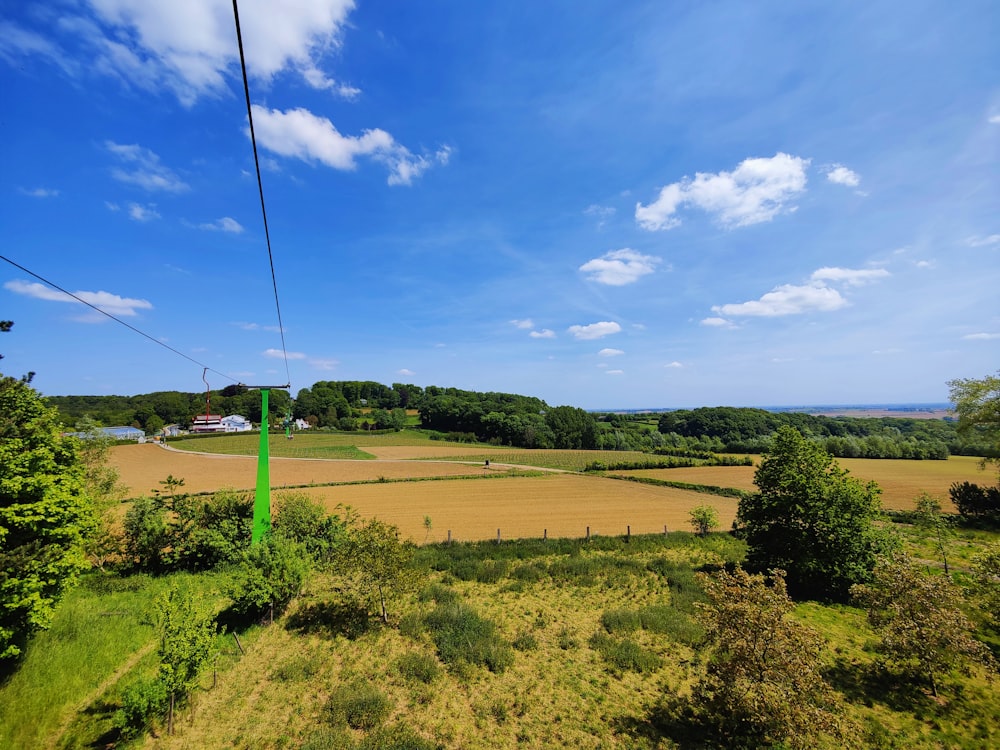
[598,348,624,357]
[29,1,357,105]
[810,267,890,286]
[825,164,860,187]
[235,322,282,332]
[250,105,448,186]
[199,217,244,233]
[568,321,622,340]
[19,187,59,198]
[636,153,809,230]
[966,234,1000,248]
[700,317,730,327]
[584,204,616,227]
[4,279,152,317]
[398,368,415,376]
[530,329,556,339]
[664,361,683,368]
[606,369,624,375]
[510,318,534,329]
[106,141,188,192]
[989,114,1000,124]
[128,202,160,221]
[579,248,662,286]
[915,260,934,269]
[962,332,1000,340]
[308,358,339,370]
[264,349,306,360]
[712,282,847,317]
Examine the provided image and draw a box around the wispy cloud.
[198,217,244,233]
[636,153,809,230]
[106,141,188,192]
[264,349,307,360]
[584,203,616,227]
[398,368,415,376]
[235,322,283,333]
[962,332,1000,340]
[250,105,449,186]
[19,186,59,198]
[810,267,889,286]
[510,318,534,329]
[127,202,159,221]
[530,329,556,339]
[4,279,152,318]
[579,248,662,286]
[598,348,624,357]
[568,321,622,340]
[966,234,1000,248]
[665,361,683,368]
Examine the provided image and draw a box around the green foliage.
[589,632,661,673]
[156,585,217,701]
[637,604,704,645]
[334,518,420,623]
[689,504,720,536]
[970,543,1000,632]
[948,371,1000,465]
[0,374,96,662]
[395,651,441,683]
[273,493,349,563]
[545,405,598,449]
[600,608,641,634]
[686,567,849,749]
[114,676,169,739]
[227,535,310,619]
[324,681,391,730]
[739,426,897,601]
[424,601,514,673]
[949,481,1000,522]
[912,492,955,573]
[852,555,997,697]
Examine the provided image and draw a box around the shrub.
[589,632,661,673]
[272,654,321,682]
[273,493,348,562]
[637,604,704,645]
[227,536,310,620]
[324,681,392,730]
[358,724,436,750]
[475,559,510,583]
[396,651,440,683]
[512,631,539,651]
[424,602,514,673]
[511,562,546,581]
[600,609,641,634]
[114,677,169,739]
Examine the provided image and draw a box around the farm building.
[191,414,254,433]
[221,415,253,432]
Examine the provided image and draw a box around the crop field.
[618,454,991,511]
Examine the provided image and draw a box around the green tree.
[1,374,96,662]
[683,567,849,749]
[852,555,996,698]
[689,504,719,536]
[738,426,896,601]
[969,543,1000,633]
[228,535,310,622]
[948,371,1000,469]
[334,519,420,623]
[912,492,954,575]
[156,586,217,734]
[545,405,598,449]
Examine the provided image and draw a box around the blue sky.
[1,0,998,409]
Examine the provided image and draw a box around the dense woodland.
[44,380,994,460]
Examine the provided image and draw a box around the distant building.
[162,424,183,437]
[191,414,226,433]
[221,415,254,432]
[294,418,310,430]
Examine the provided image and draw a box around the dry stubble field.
[109,443,992,541]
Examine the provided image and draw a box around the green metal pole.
[252,388,271,544]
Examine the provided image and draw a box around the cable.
[232,0,292,390]
[0,253,238,383]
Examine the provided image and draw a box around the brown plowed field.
[620,455,991,511]
[109,444,490,496]
[283,474,737,543]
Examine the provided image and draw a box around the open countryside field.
[621,454,991,511]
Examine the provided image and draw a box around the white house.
[294,418,310,430]
[221,414,254,432]
[191,414,225,433]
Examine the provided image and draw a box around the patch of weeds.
[589,632,662,673]
[300,727,354,750]
[113,676,168,740]
[637,604,704,645]
[475,559,510,583]
[557,627,579,650]
[512,630,539,651]
[287,598,371,639]
[600,608,641,634]
[324,681,392,730]
[395,651,441,683]
[424,601,514,673]
[357,723,436,750]
[398,612,425,639]
[272,654,321,682]
[511,561,547,582]
[417,582,458,605]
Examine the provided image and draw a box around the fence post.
[497,528,501,545]
[447,529,452,544]
[664,525,668,536]
[626,525,631,543]
[586,526,590,542]
[543,528,547,541]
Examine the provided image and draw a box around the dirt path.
[47,640,157,749]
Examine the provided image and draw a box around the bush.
[949,481,1000,521]
[114,677,169,739]
[475,559,510,583]
[600,609,641,634]
[511,562,546,581]
[589,632,661,673]
[638,604,704,645]
[358,724,436,750]
[227,536,310,620]
[395,652,440,683]
[273,493,348,562]
[512,631,539,651]
[424,602,514,673]
[324,681,391,730]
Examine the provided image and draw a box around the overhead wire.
[231,0,292,390]
[0,252,238,384]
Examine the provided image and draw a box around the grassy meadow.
[2,431,998,748]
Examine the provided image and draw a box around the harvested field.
[619,455,991,511]
[109,444,494,496]
[281,474,738,543]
